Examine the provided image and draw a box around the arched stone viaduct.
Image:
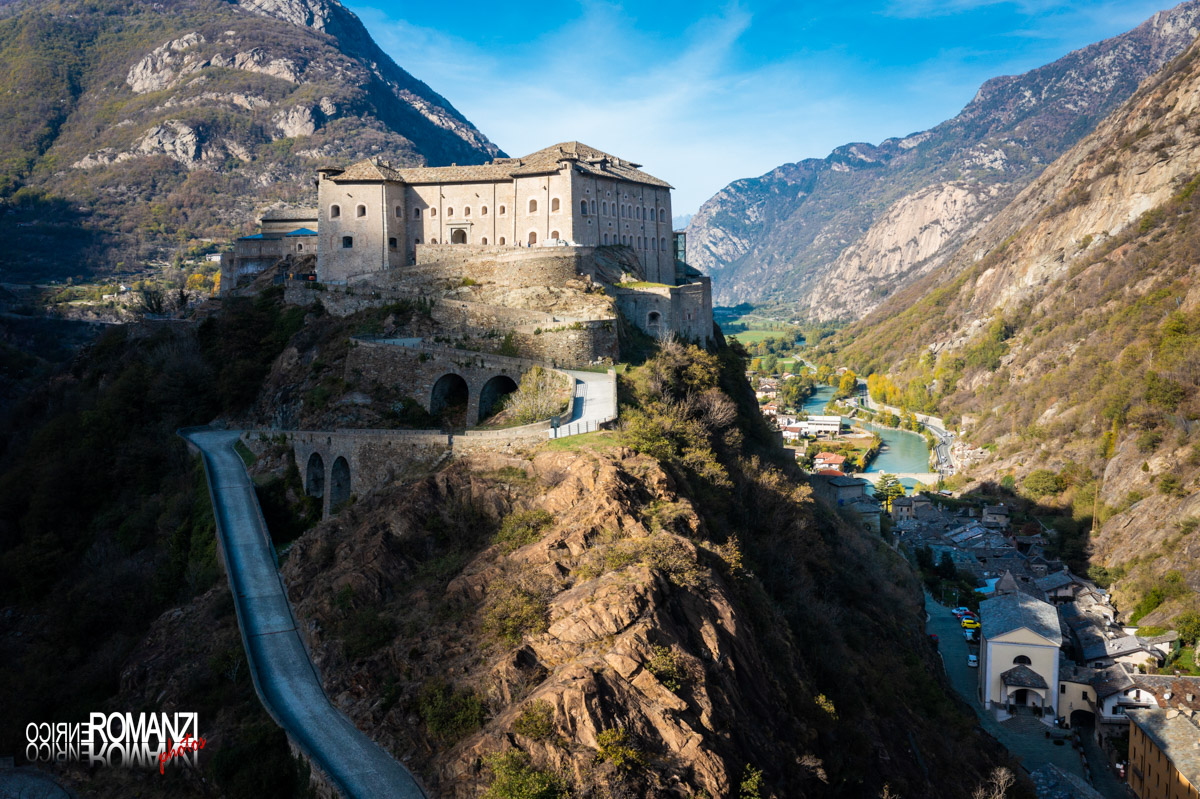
[346,338,558,426]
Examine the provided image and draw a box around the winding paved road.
[550,369,617,438]
[184,429,428,799]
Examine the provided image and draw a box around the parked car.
[961,618,980,630]
[967,653,978,668]
[951,607,971,618]
[963,629,976,642]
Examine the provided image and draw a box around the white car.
[967,653,979,668]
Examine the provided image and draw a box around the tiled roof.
[1127,708,1200,790]
[330,142,672,188]
[827,476,867,488]
[815,453,846,462]
[1035,571,1079,591]
[1001,664,1049,689]
[980,591,1063,645]
[261,207,317,220]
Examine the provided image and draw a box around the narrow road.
[184,429,428,799]
[550,369,617,438]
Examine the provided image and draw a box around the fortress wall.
[613,280,712,344]
[511,321,617,366]
[411,246,596,286]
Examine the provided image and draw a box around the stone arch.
[1013,655,1032,665]
[305,452,325,498]
[451,229,467,244]
[647,311,661,332]
[528,231,538,246]
[430,373,469,422]
[1069,709,1095,730]
[478,374,519,423]
[330,456,351,512]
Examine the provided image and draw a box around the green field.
[727,328,791,345]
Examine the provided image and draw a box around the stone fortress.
[225,141,713,351]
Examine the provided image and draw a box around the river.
[800,386,932,489]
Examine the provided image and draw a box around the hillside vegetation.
[0,0,499,281]
[815,36,1200,629]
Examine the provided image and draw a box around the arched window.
[413,208,421,219]
[551,230,560,240]
[650,208,656,221]
[499,205,506,216]
[481,205,488,215]
[602,201,608,215]
[464,206,471,217]
[481,237,488,245]
[603,233,609,244]
[551,198,560,212]
[414,237,421,244]
[297,243,304,251]
[660,237,667,250]
[580,200,588,215]
[647,311,661,328]
[659,207,665,221]
[651,238,657,251]
[388,237,397,249]
[330,204,341,218]
[1013,655,1032,665]
[528,231,537,245]
[590,199,596,214]
[341,235,353,248]
[620,205,625,218]
[396,206,402,217]
[356,204,366,218]
[529,199,538,214]
[431,237,438,244]
[451,229,467,244]
[636,207,642,219]
[499,236,506,245]
[430,208,437,217]
[447,207,454,217]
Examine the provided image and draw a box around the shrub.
[646,645,687,693]
[513,700,555,740]
[502,367,569,425]
[594,728,643,771]
[1137,431,1164,453]
[483,751,566,799]
[419,680,486,743]
[1159,474,1185,497]
[483,580,549,645]
[1175,611,1200,646]
[1129,571,1191,624]
[1022,469,1063,498]
[494,509,554,553]
[740,765,765,799]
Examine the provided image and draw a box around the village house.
[810,474,869,506]
[813,452,847,471]
[796,415,842,437]
[983,504,1011,530]
[1127,708,1200,799]
[892,496,915,521]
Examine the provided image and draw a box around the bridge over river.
[864,471,942,486]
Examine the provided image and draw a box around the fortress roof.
[329,142,672,189]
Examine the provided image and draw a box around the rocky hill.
[0,0,500,281]
[685,1,1200,318]
[820,33,1200,631]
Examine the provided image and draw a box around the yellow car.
[961,617,981,630]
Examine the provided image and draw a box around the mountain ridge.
[686,2,1200,318]
[0,0,501,280]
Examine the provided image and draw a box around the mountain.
[0,0,500,280]
[686,2,1200,318]
[821,32,1200,629]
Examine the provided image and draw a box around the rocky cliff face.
[827,35,1200,627]
[686,2,1200,316]
[0,0,500,280]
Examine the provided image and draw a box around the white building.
[979,592,1065,722]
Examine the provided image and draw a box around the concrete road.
[549,369,617,438]
[185,429,428,799]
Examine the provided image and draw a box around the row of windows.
[601,234,667,249]
[331,199,667,222]
[338,231,668,250]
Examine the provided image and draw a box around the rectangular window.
[342,236,353,248]
[1060,684,1065,693]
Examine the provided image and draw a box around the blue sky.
[350,0,1178,215]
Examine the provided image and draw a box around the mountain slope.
[822,35,1200,628]
[686,2,1200,317]
[0,0,500,280]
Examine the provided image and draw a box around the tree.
[937,551,957,580]
[1022,469,1063,499]
[835,370,858,399]
[875,474,905,510]
[1176,611,1200,646]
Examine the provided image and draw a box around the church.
[314,142,677,284]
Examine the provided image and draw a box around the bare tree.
[972,767,1015,799]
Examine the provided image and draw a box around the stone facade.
[221,207,318,292]
[612,279,713,343]
[315,142,675,284]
